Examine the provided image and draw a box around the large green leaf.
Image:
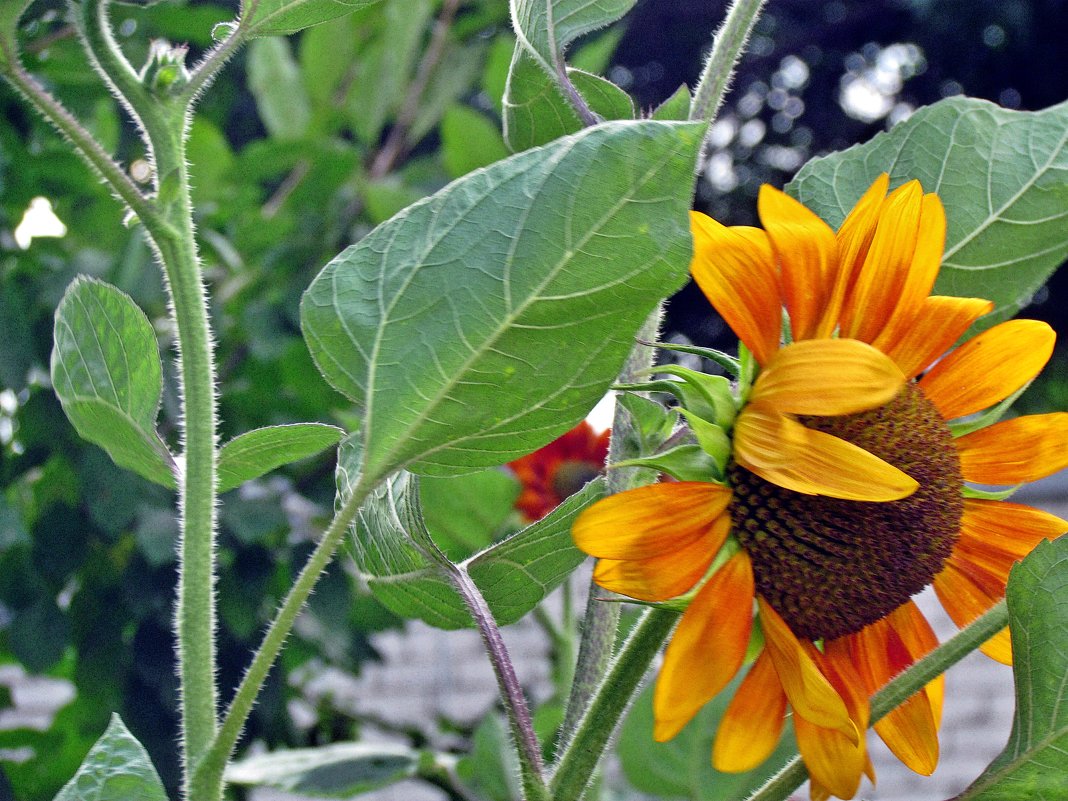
[954,534,1068,800]
[511,0,637,73]
[217,422,344,492]
[243,0,382,37]
[788,98,1068,329]
[225,742,421,797]
[339,435,604,629]
[302,120,701,484]
[53,715,168,801]
[51,277,176,489]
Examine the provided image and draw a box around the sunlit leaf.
[511,0,637,72]
[217,422,344,492]
[244,0,382,37]
[502,45,580,152]
[789,97,1068,330]
[53,715,167,801]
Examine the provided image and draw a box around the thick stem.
[188,482,377,800]
[689,0,767,125]
[551,608,678,799]
[745,600,1011,801]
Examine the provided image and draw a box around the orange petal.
[841,181,923,343]
[816,174,890,338]
[713,650,788,772]
[758,185,838,341]
[572,482,731,560]
[933,561,1012,664]
[957,413,1068,485]
[955,499,1068,580]
[887,601,943,727]
[750,338,905,416]
[690,212,782,366]
[654,551,755,741]
[757,598,854,736]
[919,320,1055,420]
[734,404,918,501]
[881,296,994,379]
[593,515,729,601]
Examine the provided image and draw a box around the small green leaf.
[302,120,702,487]
[503,45,581,152]
[244,0,382,37]
[225,742,420,797]
[512,0,637,73]
[954,534,1068,800]
[54,715,168,801]
[441,104,510,178]
[456,713,520,801]
[788,97,1068,330]
[217,423,344,493]
[651,84,693,121]
[51,277,175,489]
[247,37,311,141]
[568,68,635,121]
[420,468,520,560]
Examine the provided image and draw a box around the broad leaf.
[302,120,702,485]
[54,715,168,801]
[217,423,344,493]
[244,0,382,37]
[225,742,420,797]
[247,37,311,141]
[954,534,1068,800]
[511,0,637,73]
[789,97,1068,329]
[420,468,520,560]
[502,45,581,152]
[341,435,604,629]
[51,277,176,489]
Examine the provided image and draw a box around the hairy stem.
[690,0,767,125]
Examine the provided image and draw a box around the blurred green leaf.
[244,0,383,37]
[511,0,637,72]
[247,37,312,141]
[954,534,1068,800]
[303,121,701,485]
[225,742,421,797]
[789,97,1068,330]
[54,715,167,801]
[441,104,510,178]
[9,598,68,672]
[419,467,519,560]
[51,277,176,489]
[408,39,486,145]
[217,423,344,493]
[457,713,520,801]
[0,1,33,68]
[503,45,580,152]
[0,279,34,390]
[569,26,625,74]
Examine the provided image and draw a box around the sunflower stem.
[689,0,767,125]
[744,600,1010,801]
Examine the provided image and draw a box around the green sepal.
[738,342,758,401]
[962,484,1020,501]
[646,340,741,377]
[677,409,730,472]
[616,392,678,454]
[613,443,723,482]
[642,365,737,427]
[949,382,1031,438]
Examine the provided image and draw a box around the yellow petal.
[572,482,731,560]
[734,404,919,501]
[712,650,787,772]
[816,173,890,338]
[690,212,782,366]
[841,181,923,343]
[881,296,994,379]
[933,561,1012,664]
[757,598,854,736]
[654,551,755,741]
[593,514,729,602]
[956,499,1068,580]
[750,338,905,416]
[758,185,838,341]
[957,413,1068,485]
[919,320,1055,420]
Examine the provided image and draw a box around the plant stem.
[746,600,1011,801]
[189,480,377,799]
[689,0,767,124]
[551,608,678,799]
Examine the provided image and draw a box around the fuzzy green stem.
[551,608,678,799]
[746,600,1011,801]
[188,481,376,800]
[179,1,254,106]
[689,0,767,124]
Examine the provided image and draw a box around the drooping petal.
[654,551,755,741]
[919,320,1055,420]
[881,296,994,379]
[816,173,890,338]
[734,405,918,501]
[887,601,943,727]
[750,338,905,416]
[956,413,1068,485]
[572,482,731,560]
[933,561,1012,664]
[758,185,838,341]
[593,515,730,601]
[712,650,788,772]
[690,212,782,366]
[840,181,923,343]
[757,598,855,736]
[955,499,1068,580]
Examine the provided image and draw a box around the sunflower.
[509,420,611,521]
[572,174,1068,800]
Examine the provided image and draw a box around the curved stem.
[689,0,767,124]
[180,0,255,106]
